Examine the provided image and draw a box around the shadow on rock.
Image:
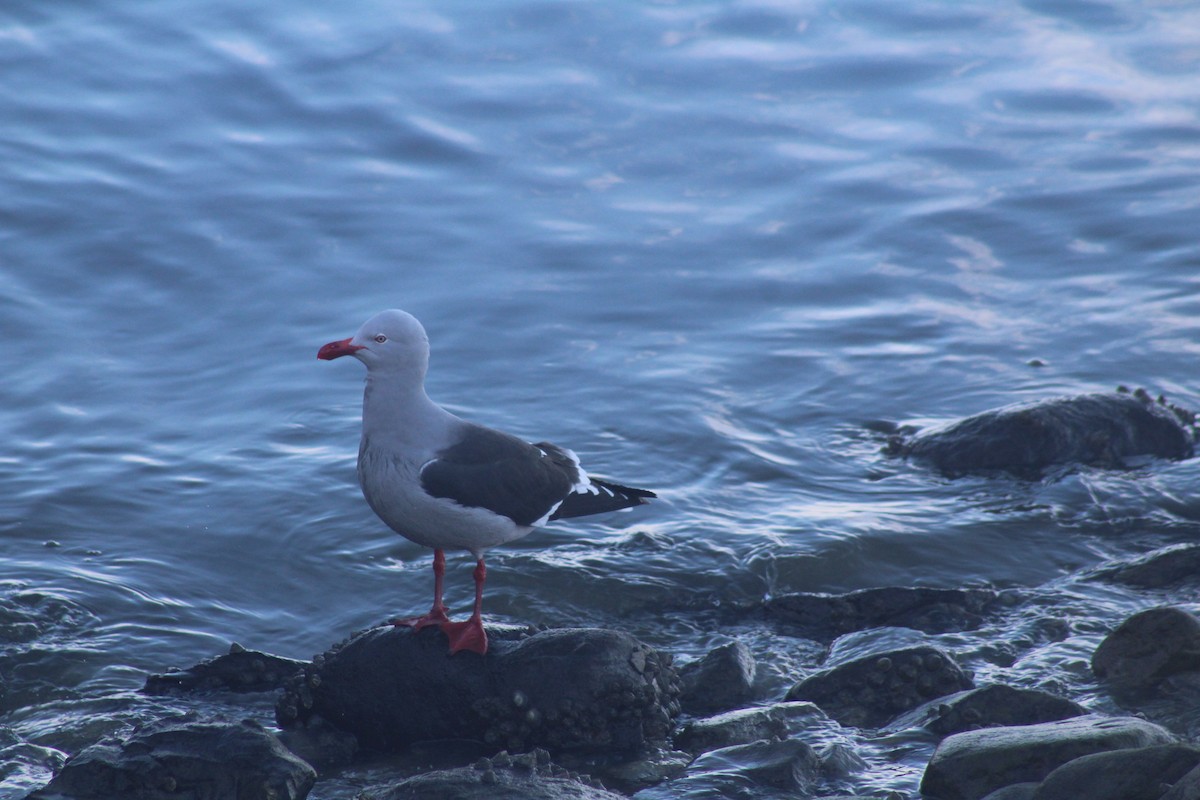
[144,643,307,695]
[765,586,1015,642]
[26,714,315,800]
[276,625,680,758]
[359,749,625,800]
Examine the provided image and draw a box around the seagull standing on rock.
[318,309,655,655]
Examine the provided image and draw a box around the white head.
[318,309,430,381]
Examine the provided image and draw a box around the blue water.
[3,1,1200,796]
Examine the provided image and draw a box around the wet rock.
[593,747,692,794]
[785,645,973,728]
[886,391,1196,478]
[1092,607,1200,697]
[673,706,787,754]
[276,715,359,771]
[765,586,1007,641]
[979,786,1037,800]
[1090,544,1200,589]
[1033,743,1200,800]
[685,737,821,793]
[818,741,867,781]
[891,684,1085,738]
[677,640,756,715]
[276,626,679,757]
[27,715,316,800]
[358,748,624,799]
[1162,763,1200,800]
[143,643,307,694]
[919,715,1175,800]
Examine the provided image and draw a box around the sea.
[3,1,1200,797]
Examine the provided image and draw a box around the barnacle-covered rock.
[275,626,679,758]
[886,390,1196,478]
[785,645,973,728]
[143,643,307,695]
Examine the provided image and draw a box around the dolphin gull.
[318,309,655,655]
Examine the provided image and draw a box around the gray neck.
[360,370,458,453]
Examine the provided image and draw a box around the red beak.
[317,337,365,360]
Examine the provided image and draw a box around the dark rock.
[144,643,307,694]
[276,715,359,771]
[685,737,821,793]
[765,586,1007,641]
[980,786,1038,800]
[1090,544,1200,589]
[1033,743,1200,800]
[674,706,787,754]
[886,391,1196,478]
[892,684,1086,738]
[785,645,973,728]
[677,640,756,715]
[920,715,1175,800]
[1162,763,1200,800]
[27,715,316,800]
[276,626,679,757]
[818,742,866,780]
[359,747,625,799]
[592,748,692,794]
[1092,607,1200,696]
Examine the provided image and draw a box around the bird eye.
[373,334,387,344]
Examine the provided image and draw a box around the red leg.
[391,549,451,630]
[440,557,488,655]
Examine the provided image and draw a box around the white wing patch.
[531,499,565,528]
[554,446,598,495]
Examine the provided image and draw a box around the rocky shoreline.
[21,545,1200,799]
[16,391,1200,799]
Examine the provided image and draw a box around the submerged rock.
[677,640,756,715]
[276,625,679,758]
[143,643,307,695]
[920,715,1175,800]
[765,586,1007,641]
[891,684,1086,738]
[673,706,788,754]
[886,390,1196,478]
[785,645,973,728]
[1092,607,1200,697]
[1090,544,1200,589]
[358,749,623,800]
[683,737,822,794]
[0,591,94,645]
[27,715,316,800]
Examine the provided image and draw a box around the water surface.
[3,1,1200,796]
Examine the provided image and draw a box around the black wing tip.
[591,478,656,502]
[548,477,656,521]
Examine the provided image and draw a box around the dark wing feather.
[549,477,656,520]
[420,426,576,526]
